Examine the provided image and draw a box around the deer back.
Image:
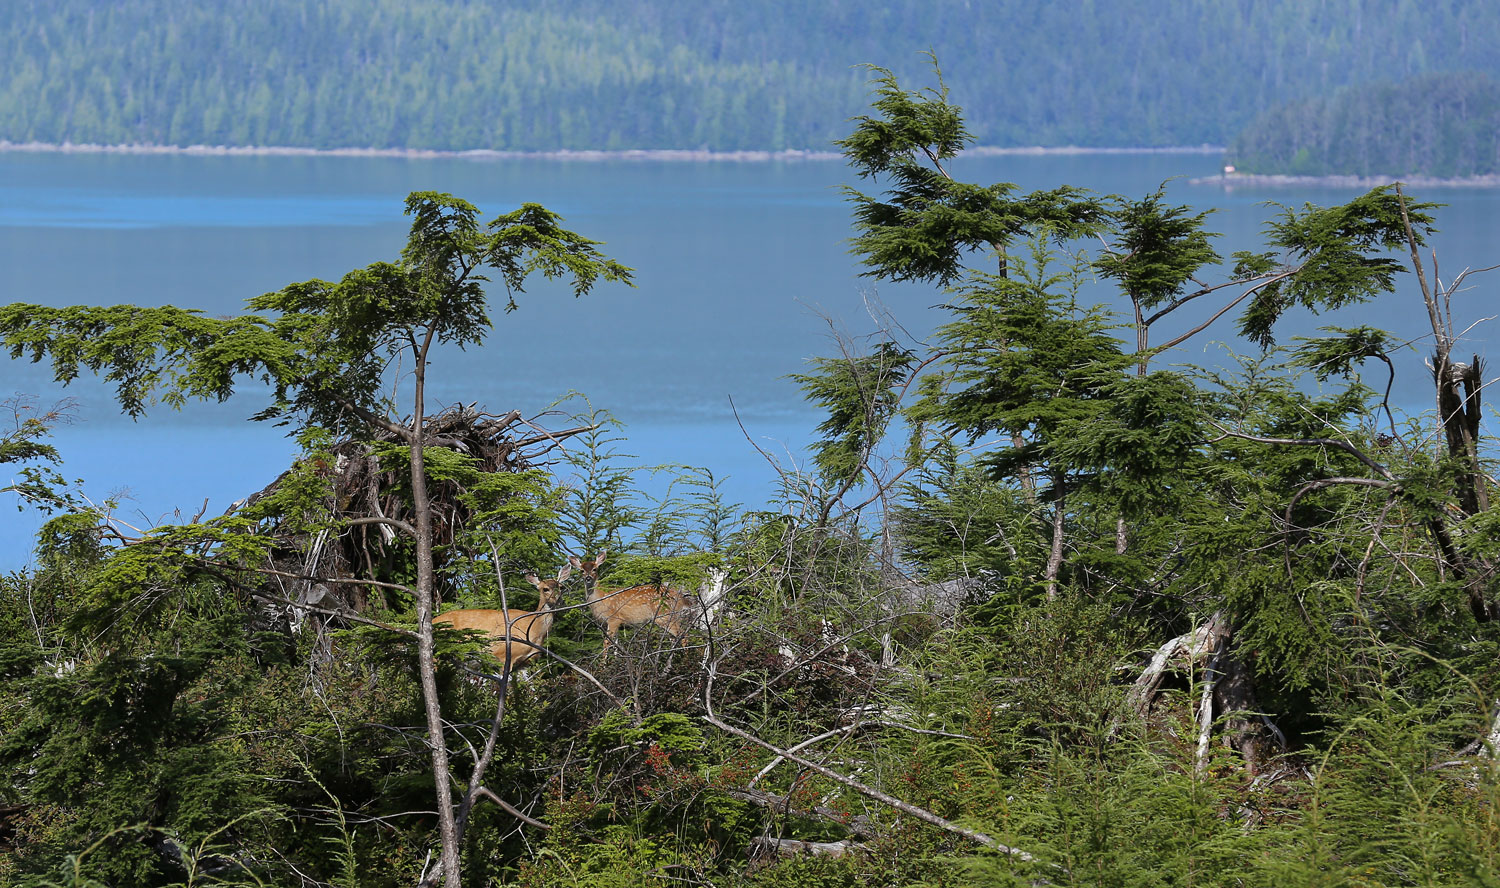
[587,583,688,633]
[571,550,688,635]
[434,608,554,668]
[433,566,568,669]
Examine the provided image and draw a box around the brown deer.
[433,565,570,672]
[570,550,688,654]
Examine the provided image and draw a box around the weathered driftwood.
[1122,611,1279,776]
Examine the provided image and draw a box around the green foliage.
[0,569,281,885]
[746,856,860,888]
[1095,185,1221,313]
[554,400,741,560]
[369,440,564,583]
[793,340,914,491]
[1252,681,1500,887]
[558,402,645,557]
[838,66,1103,287]
[994,736,1255,887]
[1051,369,1207,520]
[893,442,1031,581]
[908,242,1130,488]
[1239,187,1436,349]
[0,394,67,470]
[588,709,707,769]
[0,192,632,437]
[986,594,1140,742]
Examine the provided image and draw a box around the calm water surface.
[2,152,1496,568]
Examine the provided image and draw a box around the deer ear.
[568,555,582,569]
[524,573,543,588]
[596,549,608,567]
[557,565,572,582]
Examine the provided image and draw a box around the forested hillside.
[4,69,1500,887]
[3,0,1498,151]
[1230,71,1500,177]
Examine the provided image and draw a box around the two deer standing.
[433,550,698,671]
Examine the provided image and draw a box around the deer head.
[433,564,570,672]
[569,550,688,655]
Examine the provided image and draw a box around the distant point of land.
[1191,171,1500,189]
[1227,72,1500,181]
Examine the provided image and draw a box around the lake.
[3,150,1496,569]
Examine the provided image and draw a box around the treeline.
[3,0,1499,151]
[1231,71,1500,177]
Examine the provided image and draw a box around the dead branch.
[749,837,865,860]
[474,787,550,830]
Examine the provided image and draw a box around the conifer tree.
[0,191,632,886]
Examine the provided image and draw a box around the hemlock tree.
[906,244,1131,597]
[0,191,632,886]
[838,61,1104,285]
[837,64,1495,773]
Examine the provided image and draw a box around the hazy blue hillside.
[1231,71,1500,177]
[3,0,1498,151]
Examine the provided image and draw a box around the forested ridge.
[1231,71,1500,177]
[4,0,1500,151]
[4,69,1500,887]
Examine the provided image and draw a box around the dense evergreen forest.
[1230,71,1500,177]
[4,0,1500,151]
[4,69,1500,887]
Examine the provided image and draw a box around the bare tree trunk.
[1045,472,1066,599]
[1126,611,1225,719]
[1134,295,1148,377]
[1397,186,1494,621]
[1014,432,1035,500]
[1124,611,1275,775]
[410,331,463,887]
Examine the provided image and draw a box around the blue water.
[3,151,1496,569]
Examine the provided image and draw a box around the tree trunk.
[1014,432,1036,500]
[750,837,864,860]
[1212,641,1270,777]
[1397,186,1495,621]
[410,334,463,887]
[1124,611,1276,775]
[1045,472,1066,599]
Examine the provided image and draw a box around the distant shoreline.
[0,139,1224,162]
[1191,171,1500,189]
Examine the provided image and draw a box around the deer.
[433,565,570,673]
[569,550,689,655]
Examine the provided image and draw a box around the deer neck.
[528,609,555,639]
